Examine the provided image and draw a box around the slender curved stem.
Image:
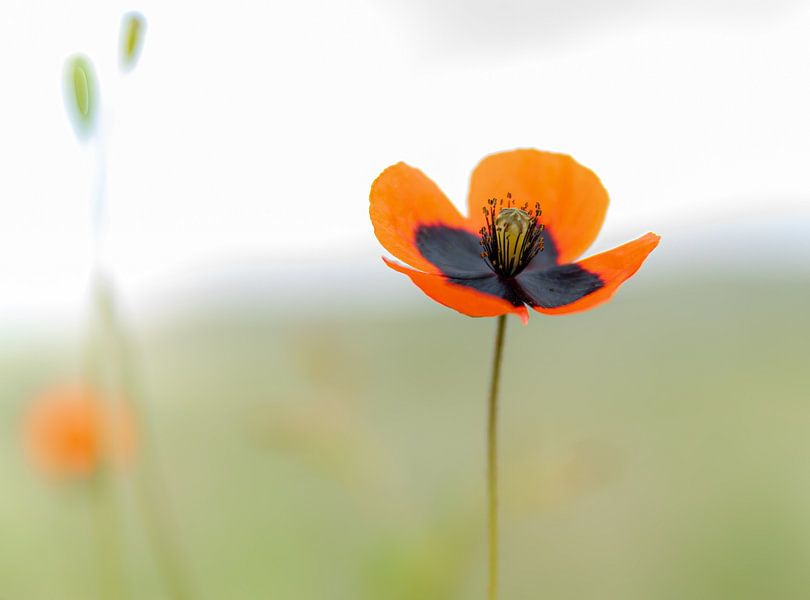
[89,472,127,599]
[83,305,127,599]
[487,315,507,600]
[94,276,193,600]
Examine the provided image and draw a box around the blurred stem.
[83,321,127,600]
[93,277,193,600]
[89,472,127,600]
[487,315,507,600]
[92,135,107,244]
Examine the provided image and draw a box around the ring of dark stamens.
[479,192,545,277]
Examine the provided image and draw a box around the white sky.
[1,0,810,324]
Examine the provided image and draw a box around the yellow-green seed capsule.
[64,54,97,139]
[121,12,146,71]
[495,208,531,275]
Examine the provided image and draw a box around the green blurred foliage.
[64,55,97,139]
[120,12,146,71]
[1,276,809,598]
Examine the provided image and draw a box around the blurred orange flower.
[23,383,137,478]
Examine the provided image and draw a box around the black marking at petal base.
[415,224,594,309]
[415,225,523,306]
[513,263,604,309]
[415,225,495,277]
[445,273,526,307]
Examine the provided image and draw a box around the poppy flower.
[370,149,660,323]
[23,383,137,479]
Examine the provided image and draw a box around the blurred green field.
[1,276,809,599]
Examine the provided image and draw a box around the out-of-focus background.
[2,1,810,599]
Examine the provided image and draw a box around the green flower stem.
[88,471,127,599]
[487,315,507,600]
[93,276,193,600]
[82,315,127,600]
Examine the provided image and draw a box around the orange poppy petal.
[371,162,471,273]
[467,149,609,263]
[530,232,660,316]
[383,257,529,323]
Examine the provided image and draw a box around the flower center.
[479,193,544,276]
